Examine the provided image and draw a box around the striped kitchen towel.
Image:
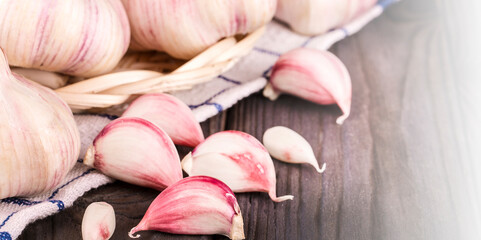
[0,1,397,239]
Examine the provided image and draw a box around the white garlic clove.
[11,68,68,89]
[121,0,276,59]
[83,117,182,190]
[82,202,116,240]
[122,93,204,147]
[129,176,245,240]
[263,126,326,173]
[0,0,130,77]
[276,0,377,35]
[264,48,352,125]
[182,131,293,202]
[0,48,80,199]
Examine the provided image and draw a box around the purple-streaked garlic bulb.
[129,176,245,239]
[0,48,80,199]
[264,48,352,125]
[0,0,130,77]
[276,0,377,35]
[121,0,277,59]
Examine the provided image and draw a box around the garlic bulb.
[276,0,377,35]
[264,48,352,125]
[121,0,276,59]
[129,176,245,239]
[0,0,130,77]
[0,48,80,199]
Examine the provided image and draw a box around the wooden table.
[19,0,481,239]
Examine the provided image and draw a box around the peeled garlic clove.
[129,176,245,240]
[0,48,80,199]
[0,0,130,77]
[276,0,377,35]
[82,202,116,240]
[121,0,276,59]
[182,131,293,202]
[84,117,182,190]
[122,93,204,147]
[263,126,326,173]
[264,48,352,125]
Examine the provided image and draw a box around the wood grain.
[18,0,481,239]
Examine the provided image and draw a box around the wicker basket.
[54,26,266,113]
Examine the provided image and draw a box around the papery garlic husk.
[82,202,116,240]
[182,131,293,202]
[275,0,377,35]
[11,68,68,89]
[0,0,130,77]
[0,48,80,199]
[264,48,352,125]
[122,93,204,147]
[263,126,326,173]
[121,0,277,59]
[129,176,245,240]
[83,117,182,190]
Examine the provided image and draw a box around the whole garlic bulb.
[122,0,277,59]
[275,0,377,35]
[0,48,80,199]
[0,0,130,77]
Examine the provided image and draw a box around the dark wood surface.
[18,0,481,239]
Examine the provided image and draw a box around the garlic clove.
[275,0,377,35]
[129,176,245,240]
[121,0,276,59]
[0,0,130,77]
[181,131,293,202]
[122,93,204,147]
[263,126,326,173]
[82,202,116,240]
[0,48,80,199]
[264,48,352,125]
[83,117,182,190]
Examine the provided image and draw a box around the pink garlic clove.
[129,176,245,240]
[83,117,182,190]
[122,93,204,147]
[264,48,352,125]
[182,130,293,202]
[82,202,116,240]
[263,126,326,173]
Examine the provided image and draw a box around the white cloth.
[0,1,395,239]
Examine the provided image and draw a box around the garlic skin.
[263,126,326,173]
[82,202,116,240]
[276,0,377,35]
[84,117,182,190]
[121,0,276,59]
[0,48,80,199]
[182,131,294,202]
[122,93,204,147]
[0,0,130,77]
[129,176,245,240]
[11,68,68,89]
[264,48,352,125]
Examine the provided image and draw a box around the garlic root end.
[229,213,245,240]
[181,152,193,175]
[83,146,95,167]
[263,83,280,101]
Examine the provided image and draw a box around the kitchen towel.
[0,1,397,239]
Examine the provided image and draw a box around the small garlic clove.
[182,131,293,202]
[0,48,80,198]
[275,0,377,35]
[264,48,352,125]
[129,176,245,240]
[263,126,326,173]
[82,202,116,240]
[122,0,276,59]
[83,117,182,190]
[122,93,204,147]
